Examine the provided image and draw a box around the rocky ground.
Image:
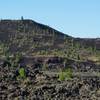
[0,62,100,100]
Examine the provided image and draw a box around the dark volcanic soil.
[0,62,100,100]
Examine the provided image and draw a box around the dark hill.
[0,19,99,60]
[0,19,71,53]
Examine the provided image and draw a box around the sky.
[0,0,100,38]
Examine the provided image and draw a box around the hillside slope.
[0,19,99,61]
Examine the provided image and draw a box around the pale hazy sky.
[0,0,100,38]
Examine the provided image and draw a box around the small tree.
[77,54,81,60]
[58,68,73,81]
[21,16,24,20]
[58,71,65,81]
[65,68,73,80]
[18,68,26,79]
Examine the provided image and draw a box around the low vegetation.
[18,67,26,79]
[58,68,73,81]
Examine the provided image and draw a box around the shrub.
[58,71,65,81]
[58,68,73,81]
[64,68,73,80]
[18,68,26,79]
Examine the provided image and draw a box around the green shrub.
[18,68,26,79]
[58,71,65,81]
[58,68,73,81]
[65,68,73,80]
